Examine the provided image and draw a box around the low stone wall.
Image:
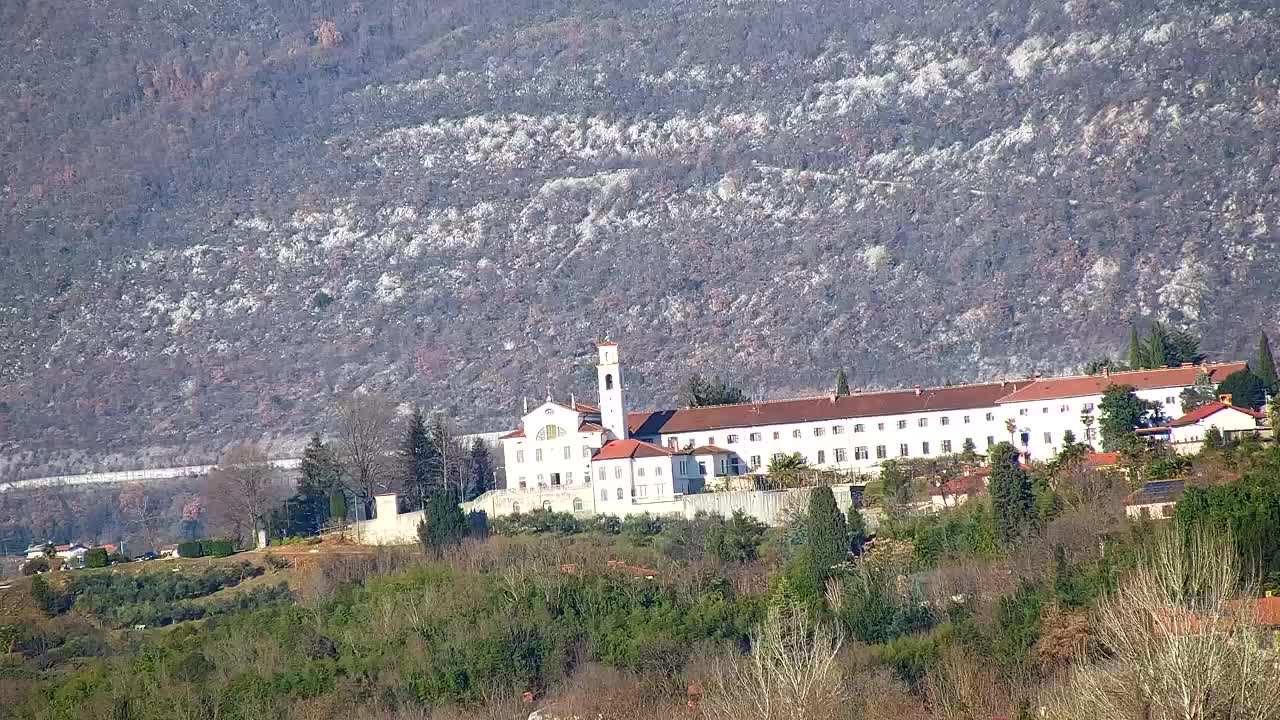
[351,484,874,546]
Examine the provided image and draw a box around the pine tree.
[835,368,850,396]
[1257,332,1278,394]
[1099,384,1159,451]
[989,441,1036,544]
[464,438,493,501]
[298,433,341,497]
[806,486,847,581]
[1180,372,1218,412]
[401,408,439,508]
[1128,324,1143,369]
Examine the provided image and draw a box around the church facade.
[492,342,1247,519]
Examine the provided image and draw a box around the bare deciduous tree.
[205,443,284,548]
[702,601,845,720]
[1044,528,1280,720]
[118,482,166,551]
[333,392,397,510]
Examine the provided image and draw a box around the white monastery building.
[491,342,1247,518]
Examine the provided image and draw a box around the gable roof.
[1087,452,1121,468]
[626,381,1031,436]
[1126,479,1185,506]
[996,362,1247,404]
[688,445,734,455]
[1168,401,1265,428]
[592,439,681,461]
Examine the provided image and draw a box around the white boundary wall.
[348,485,873,545]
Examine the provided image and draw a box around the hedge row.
[176,539,237,558]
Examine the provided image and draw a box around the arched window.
[536,425,567,441]
[542,500,552,511]
[572,497,584,512]
[512,502,521,514]
[605,373,614,390]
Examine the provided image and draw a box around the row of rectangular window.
[515,446,595,463]
[697,412,1009,447]
[598,485,667,501]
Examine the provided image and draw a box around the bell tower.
[596,341,627,440]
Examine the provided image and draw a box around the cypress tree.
[417,489,467,557]
[846,504,868,554]
[835,368,850,396]
[806,486,847,580]
[1127,324,1143,369]
[1144,323,1168,369]
[1257,332,1278,394]
[989,442,1036,544]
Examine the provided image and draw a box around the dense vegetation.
[3,0,1279,475]
[9,425,1280,718]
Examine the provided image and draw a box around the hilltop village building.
[493,343,1246,518]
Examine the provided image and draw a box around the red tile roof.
[551,401,599,413]
[995,362,1247,404]
[500,428,524,439]
[578,422,605,432]
[1168,401,1265,428]
[626,381,1031,436]
[1087,452,1121,468]
[592,439,680,461]
[934,475,985,497]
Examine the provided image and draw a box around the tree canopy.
[1217,370,1267,411]
[679,375,750,408]
[1098,384,1161,451]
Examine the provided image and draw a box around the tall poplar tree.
[1128,324,1143,369]
[989,441,1036,544]
[834,368,850,396]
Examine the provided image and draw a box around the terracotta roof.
[1255,596,1280,626]
[934,475,985,497]
[1168,401,1265,428]
[1087,452,1121,468]
[597,341,618,347]
[996,362,1247,403]
[500,428,524,439]
[688,445,734,455]
[626,381,1031,436]
[578,422,605,432]
[551,401,599,413]
[592,439,680,461]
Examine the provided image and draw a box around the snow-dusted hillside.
[1,0,1277,476]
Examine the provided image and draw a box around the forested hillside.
[2,0,1278,471]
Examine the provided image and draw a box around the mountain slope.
[1,0,1278,473]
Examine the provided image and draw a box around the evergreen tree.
[1144,323,1169,369]
[1180,372,1218,412]
[1257,332,1278,394]
[1217,370,1267,410]
[989,441,1036,544]
[1128,324,1143,369]
[835,368,850,396]
[846,504,868,554]
[464,438,493,501]
[1167,327,1205,366]
[1099,384,1159,451]
[328,492,347,526]
[417,489,467,558]
[298,433,341,497]
[960,437,979,461]
[679,374,750,407]
[401,408,439,508]
[806,486,847,581]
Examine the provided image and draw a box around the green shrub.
[84,548,109,569]
[20,558,49,576]
[206,539,236,557]
[176,541,204,558]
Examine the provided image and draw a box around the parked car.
[133,552,159,562]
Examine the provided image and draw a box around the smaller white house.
[686,445,746,490]
[1125,480,1186,520]
[590,439,702,514]
[1162,401,1266,455]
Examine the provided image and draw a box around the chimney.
[1034,372,1042,379]
[914,385,922,396]
[1103,366,1110,378]
[570,392,576,408]
[1181,362,1192,368]
[1219,393,1234,406]
[829,393,837,403]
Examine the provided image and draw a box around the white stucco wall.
[502,402,603,490]
[1169,407,1261,455]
